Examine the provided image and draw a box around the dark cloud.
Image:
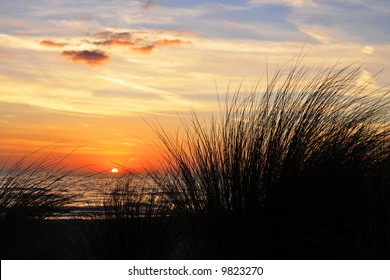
[89,30,192,54]
[92,31,139,47]
[94,39,141,47]
[110,32,132,40]
[143,0,155,10]
[93,31,132,40]
[92,31,114,38]
[61,50,109,66]
[40,40,68,48]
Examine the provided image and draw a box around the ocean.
[0,172,164,219]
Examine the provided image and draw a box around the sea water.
[0,172,164,219]
[61,174,166,219]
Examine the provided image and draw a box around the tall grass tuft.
[94,170,178,259]
[150,58,390,259]
[0,148,76,258]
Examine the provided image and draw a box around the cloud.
[143,0,155,10]
[94,39,138,46]
[362,45,374,55]
[93,89,162,100]
[287,0,390,45]
[249,0,315,8]
[91,31,193,53]
[356,70,379,92]
[131,39,192,54]
[61,50,109,66]
[92,31,141,47]
[93,31,132,40]
[131,45,156,54]
[0,49,15,61]
[296,24,342,44]
[40,40,68,48]
[166,30,197,37]
[155,39,192,47]
[106,32,132,41]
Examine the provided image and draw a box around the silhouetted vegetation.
[150,58,390,258]
[0,149,76,258]
[92,170,179,259]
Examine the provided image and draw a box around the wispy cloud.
[249,0,315,8]
[0,49,14,60]
[91,31,139,47]
[61,50,109,66]
[131,39,192,54]
[131,45,155,54]
[90,30,193,53]
[40,40,68,47]
[155,39,192,47]
[94,39,138,47]
[94,31,132,40]
[143,0,155,10]
[287,0,390,44]
[362,45,374,55]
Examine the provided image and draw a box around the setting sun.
[111,167,119,173]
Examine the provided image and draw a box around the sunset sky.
[1,0,389,172]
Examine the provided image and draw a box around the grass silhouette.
[93,170,179,259]
[0,148,77,258]
[149,57,390,258]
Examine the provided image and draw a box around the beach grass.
[149,57,390,258]
[0,148,77,258]
[92,170,179,259]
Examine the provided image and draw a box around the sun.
[111,167,119,173]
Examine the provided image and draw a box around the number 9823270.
[221,267,263,276]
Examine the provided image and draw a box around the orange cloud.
[155,39,192,47]
[90,31,192,54]
[131,39,192,54]
[107,39,136,46]
[40,40,68,48]
[61,50,109,66]
[131,45,155,54]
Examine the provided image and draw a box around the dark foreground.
[0,218,183,259]
[0,219,98,259]
[1,215,389,260]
